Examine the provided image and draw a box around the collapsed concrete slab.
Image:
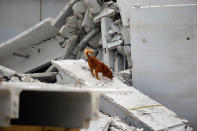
[51,59,191,131]
[0,18,70,73]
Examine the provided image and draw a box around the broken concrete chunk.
[121,26,131,44]
[59,25,76,38]
[74,12,84,19]
[66,15,78,28]
[117,69,132,86]
[72,28,100,56]
[84,0,102,14]
[30,72,57,78]
[88,32,101,48]
[114,53,124,73]
[9,76,21,82]
[21,76,40,83]
[110,23,120,34]
[55,35,65,44]
[63,35,79,59]
[82,10,94,31]
[72,1,87,14]
[77,18,83,29]
[113,19,122,25]
[81,113,111,131]
[117,45,131,56]
[107,40,123,50]
[93,8,116,23]
[111,35,122,42]
[109,116,143,131]
[117,45,132,68]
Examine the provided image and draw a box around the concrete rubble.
[0,0,193,130]
[51,59,192,131]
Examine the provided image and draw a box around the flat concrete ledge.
[52,60,191,131]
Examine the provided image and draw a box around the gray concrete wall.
[131,4,197,129]
[0,0,68,44]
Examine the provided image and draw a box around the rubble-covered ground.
[0,0,193,130]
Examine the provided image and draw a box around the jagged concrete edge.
[0,18,58,58]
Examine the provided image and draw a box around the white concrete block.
[84,0,102,14]
[82,10,94,31]
[63,35,78,59]
[93,8,116,23]
[59,25,76,38]
[72,1,87,14]
[66,15,78,28]
[107,40,123,50]
[111,35,122,42]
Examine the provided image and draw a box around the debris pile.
[0,0,132,85]
[0,0,192,130]
[55,0,132,75]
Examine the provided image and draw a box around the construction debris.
[0,0,193,130]
[51,59,191,131]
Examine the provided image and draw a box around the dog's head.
[105,70,113,79]
[101,63,114,79]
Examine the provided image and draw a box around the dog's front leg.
[90,68,95,77]
[95,70,101,80]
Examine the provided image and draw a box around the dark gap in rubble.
[114,13,121,21]
[32,64,51,73]
[102,0,116,3]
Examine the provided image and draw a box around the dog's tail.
[84,49,94,58]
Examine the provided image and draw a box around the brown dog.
[84,49,113,80]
